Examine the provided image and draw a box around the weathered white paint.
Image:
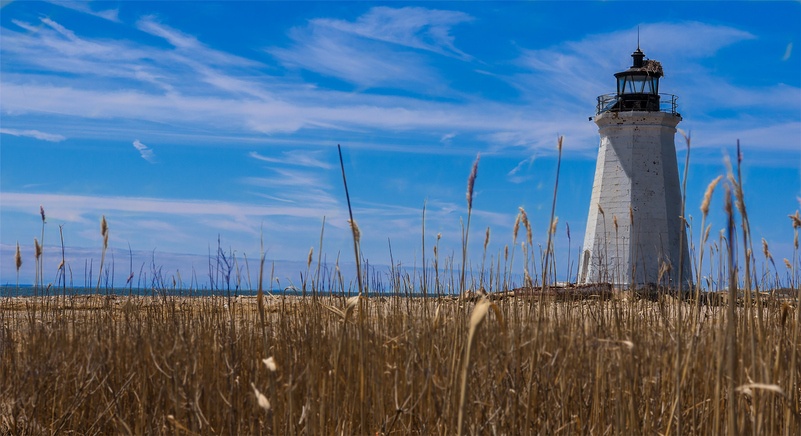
[579,110,692,287]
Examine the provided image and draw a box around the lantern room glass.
[617,75,658,95]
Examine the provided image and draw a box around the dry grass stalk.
[457,298,491,436]
[460,154,480,296]
[2,289,799,434]
[33,237,42,289]
[96,215,109,292]
[736,383,784,397]
[337,144,363,297]
[38,206,46,292]
[541,136,563,291]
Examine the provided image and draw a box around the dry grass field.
[3,142,800,434]
[1,290,798,435]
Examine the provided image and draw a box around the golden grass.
[1,292,798,434]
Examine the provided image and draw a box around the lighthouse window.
[618,75,657,95]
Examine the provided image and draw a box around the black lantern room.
[612,47,663,111]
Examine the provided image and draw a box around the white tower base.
[579,111,692,288]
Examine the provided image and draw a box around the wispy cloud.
[249,150,333,169]
[0,128,65,142]
[511,22,757,107]
[270,26,439,90]
[0,192,340,223]
[507,155,536,184]
[270,6,472,90]
[46,1,120,22]
[440,132,456,144]
[313,6,473,59]
[132,139,156,163]
[1,14,797,159]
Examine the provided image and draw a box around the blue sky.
[1,1,800,289]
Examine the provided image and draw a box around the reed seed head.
[34,238,42,259]
[307,247,314,268]
[513,213,521,242]
[550,216,559,235]
[483,227,490,251]
[613,215,618,232]
[466,154,480,210]
[761,238,773,261]
[784,258,792,270]
[349,219,361,243]
[251,383,271,411]
[518,207,532,246]
[346,295,360,311]
[598,203,605,216]
[701,175,723,217]
[468,298,490,334]
[39,205,46,223]
[735,383,784,397]
[100,215,108,237]
[565,222,570,240]
[15,242,22,271]
[724,185,733,217]
[790,211,801,229]
[262,357,277,372]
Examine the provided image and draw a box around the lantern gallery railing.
[595,93,679,116]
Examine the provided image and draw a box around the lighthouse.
[578,47,692,288]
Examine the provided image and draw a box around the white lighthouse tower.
[578,47,692,288]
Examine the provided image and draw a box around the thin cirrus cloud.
[506,22,799,154]
[270,27,439,90]
[249,150,333,169]
[0,192,338,223]
[0,10,797,158]
[0,128,65,142]
[269,6,472,89]
[783,42,793,61]
[511,22,757,106]
[312,6,473,59]
[132,139,156,163]
[45,0,120,22]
